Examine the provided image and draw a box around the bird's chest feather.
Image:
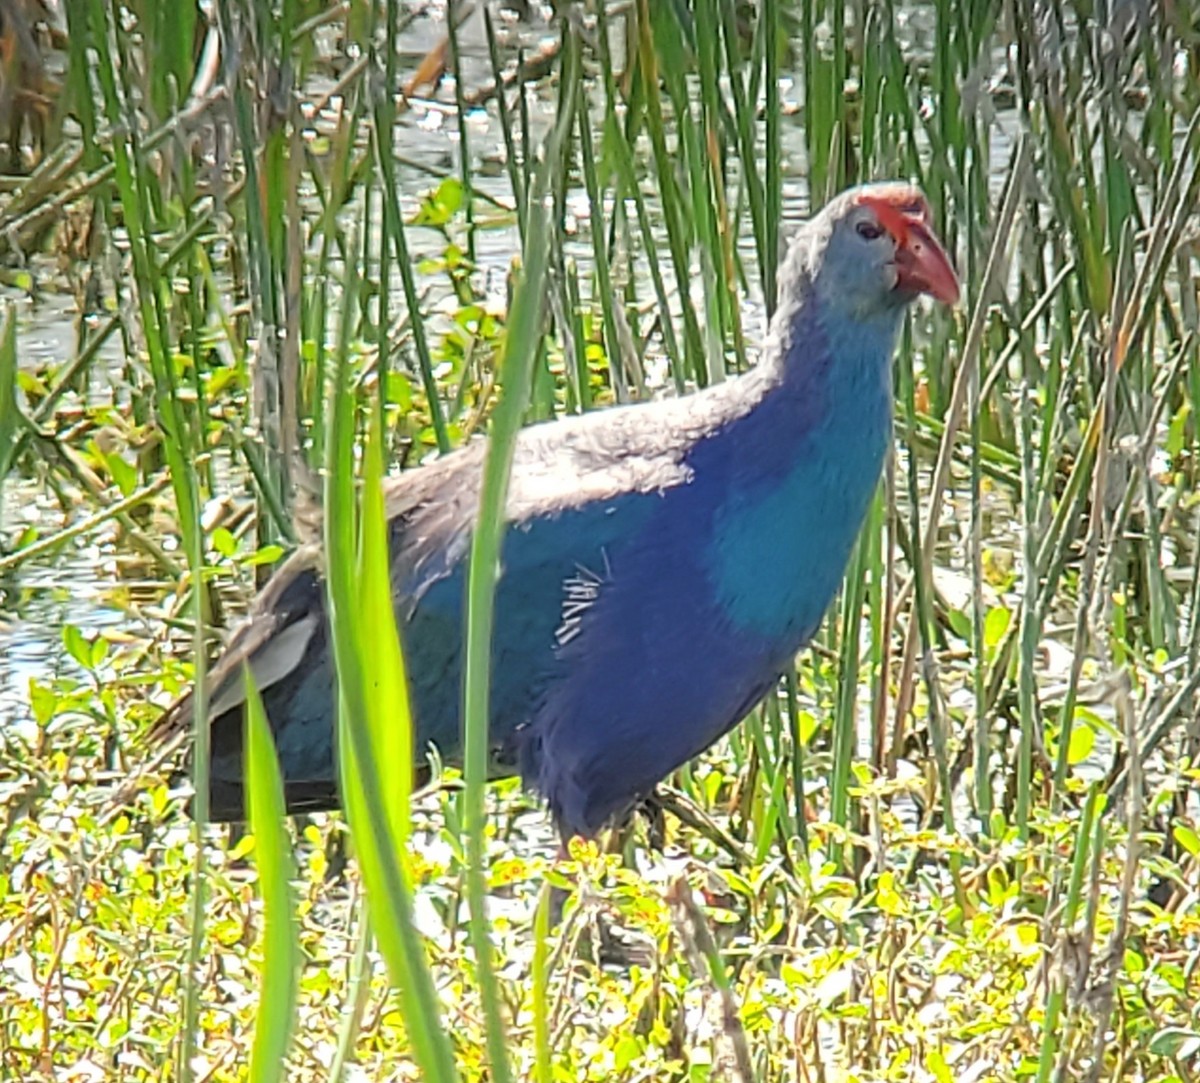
[703,336,893,648]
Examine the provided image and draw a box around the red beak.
[859,192,960,306]
[893,220,960,305]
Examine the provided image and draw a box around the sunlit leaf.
[211,527,238,558]
[244,544,285,568]
[63,625,93,670]
[983,605,1012,649]
[1172,823,1200,858]
[27,679,58,726]
[1066,722,1095,766]
[243,668,299,1083]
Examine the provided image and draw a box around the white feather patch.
[208,613,319,719]
[554,552,612,647]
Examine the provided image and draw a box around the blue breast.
[702,307,897,649]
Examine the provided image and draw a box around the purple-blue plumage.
[160,182,959,837]
[517,243,904,834]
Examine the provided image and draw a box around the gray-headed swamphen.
[157,182,959,839]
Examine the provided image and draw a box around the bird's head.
[808,183,960,320]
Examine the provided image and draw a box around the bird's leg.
[323,820,351,883]
[637,790,668,853]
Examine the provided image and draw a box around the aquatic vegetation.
[0,1,1198,1080]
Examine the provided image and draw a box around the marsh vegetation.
[1,1,1199,1079]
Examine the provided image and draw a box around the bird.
[155,181,959,840]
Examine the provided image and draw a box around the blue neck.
[702,300,901,648]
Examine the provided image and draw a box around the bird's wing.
[152,385,738,750]
[380,398,715,758]
[384,393,720,604]
[146,544,326,748]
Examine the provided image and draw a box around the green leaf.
[104,452,138,497]
[357,405,414,844]
[325,242,458,1083]
[984,606,1012,650]
[63,625,93,670]
[412,177,464,227]
[1066,722,1095,766]
[531,882,554,1083]
[28,678,58,726]
[1148,1028,1200,1059]
[1073,705,1121,742]
[90,636,109,669]
[16,368,46,398]
[212,527,238,558]
[0,305,18,485]
[1167,403,1189,460]
[243,667,300,1083]
[1172,823,1200,858]
[795,709,819,748]
[456,38,584,1082]
[434,177,464,215]
[925,1050,953,1083]
[244,544,285,568]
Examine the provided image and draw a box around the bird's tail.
[141,545,342,821]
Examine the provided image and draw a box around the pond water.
[0,6,527,717]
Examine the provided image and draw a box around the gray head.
[787,182,960,323]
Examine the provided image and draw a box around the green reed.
[4,0,1200,1078]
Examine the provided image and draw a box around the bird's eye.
[856,220,885,241]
